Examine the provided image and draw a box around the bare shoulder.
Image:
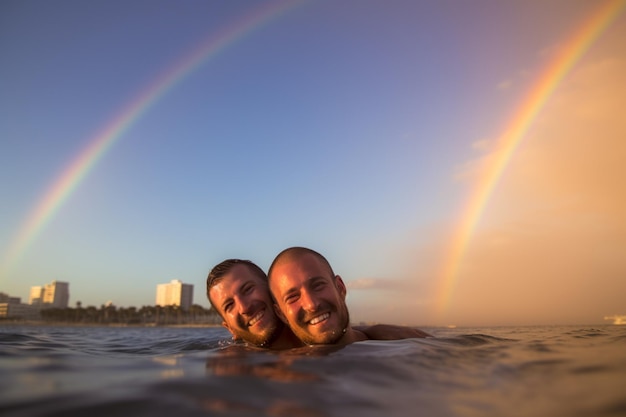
[357,324,432,340]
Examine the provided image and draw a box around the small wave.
[518,358,571,371]
[149,338,223,354]
[564,328,607,338]
[0,332,39,344]
[570,364,611,375]
[436,334,514,347]
[0,332,78,356]
[607,326,626,343]
[524,341,557,353]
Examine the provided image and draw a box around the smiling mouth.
[308,312,330,326]
[248,310,264,327]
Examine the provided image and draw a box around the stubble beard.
[235,312,280,348]
[297,303,351,345]
[255,320,282,348]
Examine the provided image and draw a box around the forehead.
[272,253,332,287]
[210,264,265,298]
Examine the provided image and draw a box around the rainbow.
[1,0,304,276]
[437,0,626,317]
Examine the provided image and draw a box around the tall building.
[29,286,44,306]
[29,281,70,308]
[44,281,70,308]
[156,279,193,311]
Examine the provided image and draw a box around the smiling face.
[209,263,281,347]
[269,252,350,345]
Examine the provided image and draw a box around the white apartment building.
[1,291,39,319]
[29,286,44,306]
[29,281,70,308]
[156,279,193,311]
[0,302,41,319]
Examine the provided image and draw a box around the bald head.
[268,247,351,345]
[268,247,335,284]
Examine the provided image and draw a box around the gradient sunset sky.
[1,0,624,326]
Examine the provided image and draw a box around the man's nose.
[235,295,254,315]
[300,290,319,312]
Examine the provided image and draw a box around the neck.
[266,325,304,350]
[336,326,368,346]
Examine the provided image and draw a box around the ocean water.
[0,324,625,417]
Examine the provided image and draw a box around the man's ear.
[335,275,347,299]
[273,303,288,324]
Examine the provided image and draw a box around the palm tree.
[75,301,82,322]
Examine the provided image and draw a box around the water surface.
[1,324,624,416]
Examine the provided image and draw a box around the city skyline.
[2,1,625,326]
[0,279,201,309]
[1,278,198,310]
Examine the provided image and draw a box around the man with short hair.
[267,246,430,346]
[207,259,303,349]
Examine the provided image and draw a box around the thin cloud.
[347,277,407,291]
[497,79,513,90]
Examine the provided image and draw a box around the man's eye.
[243,284,253,294]
[285,294,299,304]
[224,302,233,312]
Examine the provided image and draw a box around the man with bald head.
[268,246,430,346]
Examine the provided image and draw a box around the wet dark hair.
[267,247,335,283]
[206,259,267,311]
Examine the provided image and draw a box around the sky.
[1,0,624,327]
